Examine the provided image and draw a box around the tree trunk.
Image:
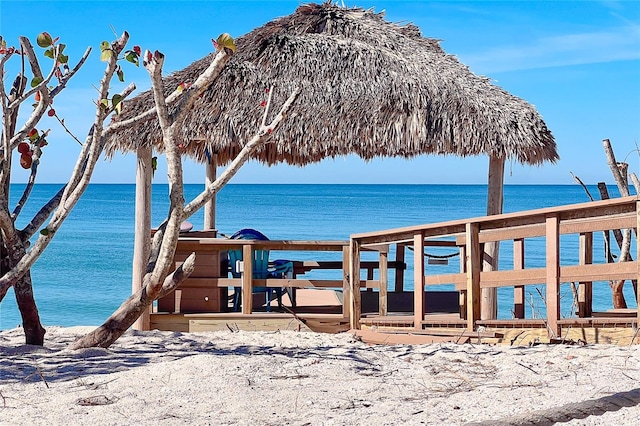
[14,272,45,345]
[4,232,45,345]
[70,253,195,349]
[610,280,628,309]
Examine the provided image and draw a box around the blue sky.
[2,0,639,185]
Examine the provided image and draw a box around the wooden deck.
[150,312,350,334]
[350,195,640,344]
[143,196,640,345]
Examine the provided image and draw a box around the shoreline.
[1,326,639,425]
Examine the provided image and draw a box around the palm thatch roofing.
[105,2,558,166]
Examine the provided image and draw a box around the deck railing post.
[465,223,481,331]
[458,245,467,319]
[349,239,362,329]
[242,243,253,315]
[394,244,405,292]
[546,214,561,337]
[342,246,350,319]
[413,232,425,331]
[513,238,525,319]
[379,245,389,316]
[578,232,593,317]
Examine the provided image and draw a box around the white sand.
[1,326,639,425]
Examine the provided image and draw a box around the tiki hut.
[105,2,558,324]
[107,2,557,168]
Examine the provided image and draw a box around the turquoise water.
[1,184,637,329]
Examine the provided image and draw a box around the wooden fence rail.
[349,196,640,336]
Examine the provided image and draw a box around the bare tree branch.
[184,86,300,218]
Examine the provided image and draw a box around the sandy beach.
[1,326,639,425]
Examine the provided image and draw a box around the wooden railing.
[349,196,640,335]
[166,238,403,318]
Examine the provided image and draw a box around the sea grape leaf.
[36,32,53,48]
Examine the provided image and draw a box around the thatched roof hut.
[115,2,560,328]
[105,2,558,167]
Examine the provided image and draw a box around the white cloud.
[460,25,640,74]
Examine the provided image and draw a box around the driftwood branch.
[570,172,594,201]
[184,86,300,218]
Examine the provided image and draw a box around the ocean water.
[1,184,637,329]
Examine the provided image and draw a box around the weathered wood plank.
[189,318,311,332]
[352,329,470,345]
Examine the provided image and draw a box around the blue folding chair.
[228,229,293,312]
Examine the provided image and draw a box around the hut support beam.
[204,154,217,230]
[481,155,504,320]
[132,145,152,331]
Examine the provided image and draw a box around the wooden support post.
[394,244,405,292]
[132,145,152,331]
[413,232,425,331]
[241,243,253,315]
[379,245,388,316]
[342,246,350,319]
[481,155,504,320]
[459,245,467,319]
[349,239,361,329]
[546,214,561,338]
[513,238,525,319]
[466,223,481,331]
[204,154,217,230]
[578,232,593,317]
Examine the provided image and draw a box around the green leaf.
[112,94,123,114]
[151,156,158,177]
[30,76,43,88]
[215,33,236,53]
[99,99,109,110]
[125,51,139,66]
[100,49,112,62]
[57,53,69,64]
[36,32,53,48]
[40,228,49,236]
[44,48,54,59]
[116,67,125,82]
